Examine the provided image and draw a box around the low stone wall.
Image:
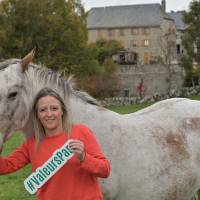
[102,86,200,106]
[117,63,184,97]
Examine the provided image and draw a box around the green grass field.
[1,96,200,199]
[108,95,200,114]
[0,133,36,200]
[107,101,153,114]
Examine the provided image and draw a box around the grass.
[107,101,154,114]
[107,95,200,114]
[0,133,36,200]
[189,95,200,100]
[1,95,200,199]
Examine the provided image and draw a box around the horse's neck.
[69,94,117,124]
[69,95,121,138]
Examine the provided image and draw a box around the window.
[131,28,138,35]
[140,28,145,35]
[97,29,103,39]
[120,54,126,63]
[144,28,150,35]
[140,28,150,35]
[131,40,137,47]
[119,29,125,36]
[119,51,138,64]
[144,39,149,47]
[107,29,112,37]
[138,40,150,47]
[107,29,115,37]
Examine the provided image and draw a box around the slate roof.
[87,4,171,29]
[168,11,185,31]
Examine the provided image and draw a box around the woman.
[0,88,110,200]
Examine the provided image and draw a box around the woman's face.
[36,95,63,135]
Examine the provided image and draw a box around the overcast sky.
[82,0,192,12]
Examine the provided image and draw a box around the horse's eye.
[8,92,18,100]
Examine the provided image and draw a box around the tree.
[182,0,200,86]
[0,1,122,99]
[183,0,200,64]
[89,39,123,65]
[77,75,122,99]
[158,31,177,93]
[0,0,97,75]
[88,39,123,76]
[77,39,123,99]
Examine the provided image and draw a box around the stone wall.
[117,63,185,97]
[103,86,200,106]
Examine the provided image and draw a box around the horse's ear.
[20,49,35,72]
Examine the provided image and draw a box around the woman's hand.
[69,140,85,161]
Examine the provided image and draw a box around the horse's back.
[111,98,200,200]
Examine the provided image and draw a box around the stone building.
[87,0,177,65]
[87,1,184,98]
[168,11,186,59]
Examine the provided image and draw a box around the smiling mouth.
[45,119,55,122]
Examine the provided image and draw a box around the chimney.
[161,0,166,13]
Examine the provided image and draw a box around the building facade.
[86,1,185,98]
[87,0,177,65]
[168,11,186,59]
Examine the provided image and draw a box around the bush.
[77,75,122,99]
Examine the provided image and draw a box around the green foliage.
[77,75,122,99]
[0,0,122,98]
[89,39,123,64]
[182,0,200,86]
[0,0,97,75]
[192,64,200,76]
[183,0,200,64]
[181,55,193,73]
[103,58,118,75]
[0,0,121,83]
[181,55,194,86]
[60,46,102,76]
[77,39,123,99]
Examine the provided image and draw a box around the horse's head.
[0,50,99,151]
[0,50,34,150]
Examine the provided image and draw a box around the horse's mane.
[0,59,100,106]
[0,58,20,70]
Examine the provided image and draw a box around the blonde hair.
[31,88,71,148]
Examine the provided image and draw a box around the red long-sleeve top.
[0,124,110,200]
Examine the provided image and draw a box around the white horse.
[0,51,200,200]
